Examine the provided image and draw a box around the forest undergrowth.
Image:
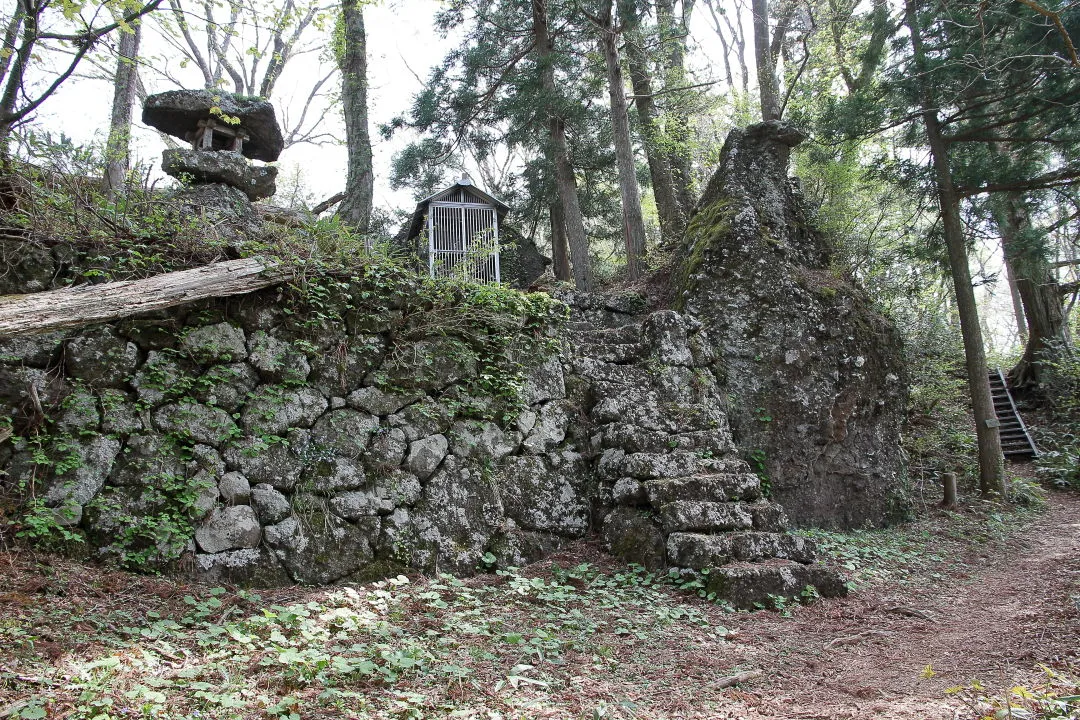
[0,482,1076,720]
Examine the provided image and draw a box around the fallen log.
[0,257,290,338]
[884,606,938,622]
[715,669,763,688]
[825,629,893,649]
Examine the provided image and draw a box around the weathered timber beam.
[311,191,345,216]
[0,258,290,338]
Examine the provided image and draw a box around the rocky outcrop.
[1,122,897,604]
[498,225,551,289]
[674,121,907,528]
[0,275,849,607]
[163,149,278,201]
[561,296,846,607]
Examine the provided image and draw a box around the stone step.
[576,341,642,364]
[573,357,651,385]
[626,450,718,479]
[645,473,762,506]
[592,424,733,455]
[602,450,743,481]
[654,499,790,533]
[565,312,640,333]
[747,501,790,532]
[658,501,753,533]
[700,561,848,609]
[590,396,730,435]
[666,531,815,567]
[570,323,642,346]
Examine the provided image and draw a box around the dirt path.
[718,493,1080,719]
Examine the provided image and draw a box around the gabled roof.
[405,177,510,241]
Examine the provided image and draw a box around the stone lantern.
[142,90,284,201]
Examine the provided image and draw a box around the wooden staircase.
[989,368,1039,459]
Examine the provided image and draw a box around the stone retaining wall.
[0,277,590,585]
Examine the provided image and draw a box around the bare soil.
[711,492,1080,719]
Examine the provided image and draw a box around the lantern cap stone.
[142,89,284,162]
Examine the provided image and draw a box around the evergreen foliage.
[384,0,621,244]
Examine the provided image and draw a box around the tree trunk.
[337,0,373,232]
[0,4,37,147]
[702,0,735,92]
[598,0,647,279]
[620,0,685,244]
[999,192,1070,391]
[655,0,695,213]
[533,0,593,290]
[1003,251,1028,345]
[906,0,1004,496]
[927,113,1005,495]
[102,22,142,197]
[752,0,780,121]
[0,258,288,338]
[550,201,571,281]
[0,4,25,92]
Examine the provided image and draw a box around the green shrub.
[1035,347,1080,490]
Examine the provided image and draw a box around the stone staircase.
[563,299,846,607]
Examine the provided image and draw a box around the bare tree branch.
[1015,0,1080,67]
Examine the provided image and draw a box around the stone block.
[251,483,291,524]
[180,323,248,364]
[195,505,262,554]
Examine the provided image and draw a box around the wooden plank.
[0,258,289,338]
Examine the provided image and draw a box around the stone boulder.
[499,454,590,535]
[383,457,501,573]
[497,224,551,289]
[84,484,205,566]
[0,237,56,294]
[166,184,263,246]
[195,505,262,553]
[43,436,121,525]
[674,121,907,528]
[405,434,448,480]
[264,512,379,584]
[180,322,248,363]
[241,386,328,436]
[223,430,309,490]
[247,331,311,383]
[64,329,138,388]
[193,546,292,587]
[143,90,284,161]
[250,483,291,524]
[153,401,239,448]
[163,149,277,201]
[380,337,478,391]
[108,433,185,487]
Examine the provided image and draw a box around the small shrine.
[142,90,284,201]
[404,175,508,283]
[190,116,249,153]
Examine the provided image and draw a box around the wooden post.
[200,118,214,150]
[941,472,957,508]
